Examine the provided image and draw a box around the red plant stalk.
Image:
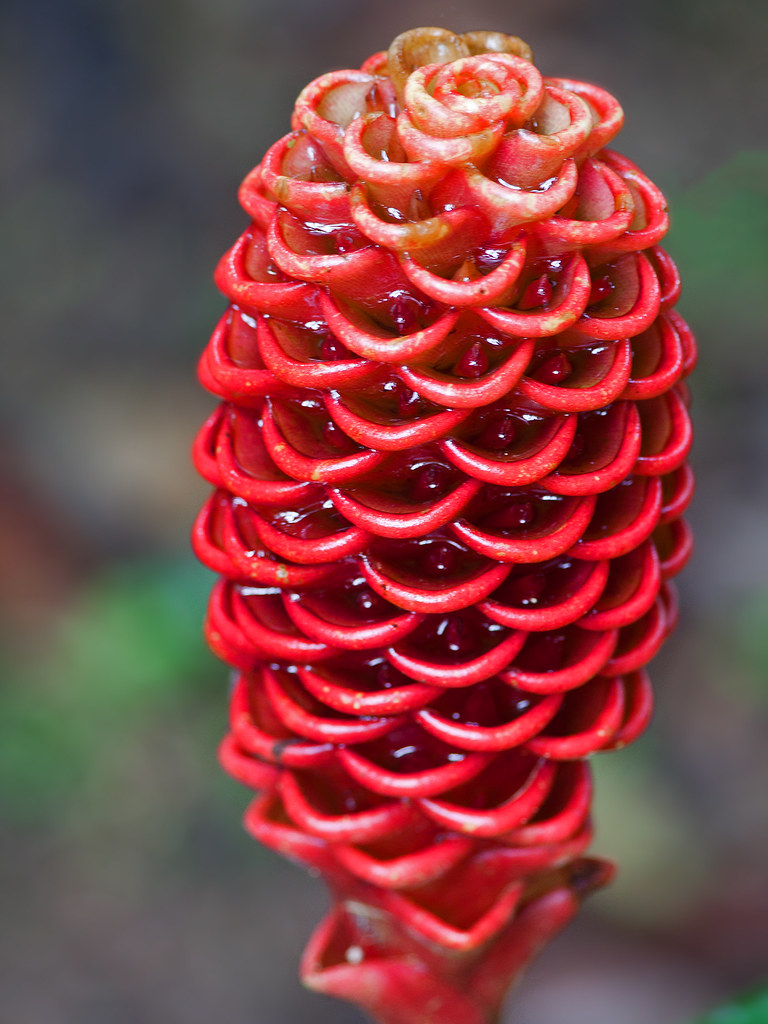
[192,27,695,1024]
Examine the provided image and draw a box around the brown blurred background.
[1,0,767,1021]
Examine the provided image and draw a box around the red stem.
[301,865,610,1024]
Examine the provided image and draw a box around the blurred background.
[1,0,767,1021]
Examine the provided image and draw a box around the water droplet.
[390,293,424,335]
[504,572,547,607]
[443,616,476,656]
[396,383,423,418]
[479,414,517,451]
[518,274,553,310]
[454,340,489,378]
[335,228,363,255]
[411,462,450,502]
[474,246,507,272]
[355,588,377,612]
[533,352,572,385]
[322,420,347,449]
[320,335,349,361]
[424,541,457,576]
[588,273,614,307]
[489,500,535,530]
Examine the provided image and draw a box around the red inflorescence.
[192,28,695,1024]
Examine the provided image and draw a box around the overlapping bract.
[193,30,694,1024]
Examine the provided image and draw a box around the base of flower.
[301,858,613,1024]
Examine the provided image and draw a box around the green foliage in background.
[0,559,220,823]
[692,987,768,1024]
[668,149,768,352]
[733,588,768,703]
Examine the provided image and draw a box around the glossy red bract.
[193,27,695,1024]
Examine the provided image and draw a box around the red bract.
[193,27,695,1024]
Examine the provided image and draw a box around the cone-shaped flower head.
[193,27,695,1024]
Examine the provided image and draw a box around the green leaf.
[691,988,768,1024]
[733,589,768,700]
[0,557,219,820]
[667,149,768,349]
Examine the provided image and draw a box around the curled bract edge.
[193,27,695,1024]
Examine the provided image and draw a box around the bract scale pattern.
[192,28,695,1024]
